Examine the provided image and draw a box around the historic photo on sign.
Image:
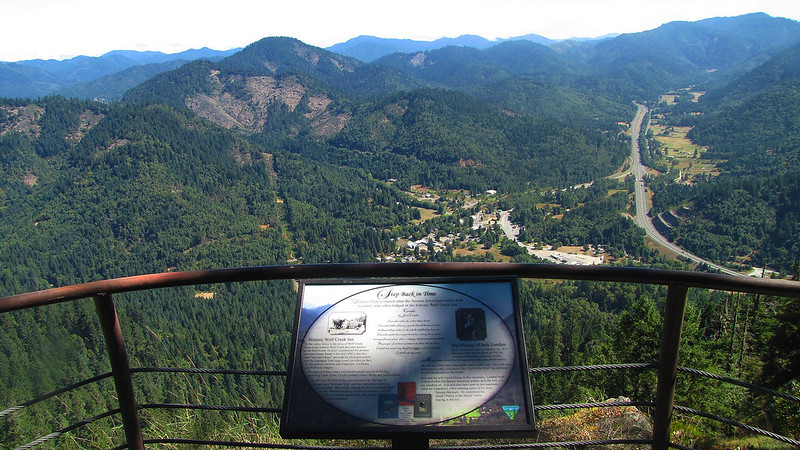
[455,307,487,340]
[328,311,367,335]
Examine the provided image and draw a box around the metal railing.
[2,262,800,449]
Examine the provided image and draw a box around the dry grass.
[660,94,678,105]
[453,246,512,262]
[416,206,439,222]
[651,125,701,154]
[537,398,652,448]
[650,124,723,179]
[659,91,704,105]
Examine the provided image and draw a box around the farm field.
[649,124,723,179]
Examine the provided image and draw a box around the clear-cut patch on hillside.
[66,110,104,143]
[23,173,38,186]
[309,111,350,136]
[0,104,44,137]
[294,43,320,65]
[328,56,355,72]
[186,92,254,131]
[247,76,305,111]
[185,71,349,135]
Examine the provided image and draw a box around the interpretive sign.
[280,278,535,438]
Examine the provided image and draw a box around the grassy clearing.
[607,188,627,197]
[415,206,438,222]
[453,245,511,262]
[651,125,700,154]
[650,124,723,179]
[660,94,678,105]
[659,90,704,105]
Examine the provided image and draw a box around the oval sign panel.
[300,284,516,425]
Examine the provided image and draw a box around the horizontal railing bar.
[530,362,658,373]
[135,439,385,449]
[131,367,287,377]
[9,371,799,448]
[673,405,800,447]
[137,439,655,450]
[1,372,113,418]
[4,364,665,420]
[138,403,282,414]
[35,402,799,450]
[3,263,799,313]
[667,443,695,450]
[17,408,121,449]
[435,440,654,449]
[677,366,800,403]
[534,400,655,411]
[4,263,799,449]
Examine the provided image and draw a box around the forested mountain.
[2,12,800,448]
[125,59,353,137]
[0,47,239,99]
[0,96,428,289]
[696,13,800,54]
[691,40,800,109]
[218,37,426,97]
[125,38,426,105]
[1,98,285,286]
[5,13,799,103]
[54,60,188,102]
[327,33,556,62]
[649,40,800,273]
[128,37,634,130]
[371,13,800,103]
[468,76,632,128]
[124,37,630,193]
[583,12,800,91]
[373,40,630,127]
[0,96,422,444]
[0,62,59,98]
[328,88,629,191]
[373,41,572,90]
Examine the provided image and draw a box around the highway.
[628,103,744,277]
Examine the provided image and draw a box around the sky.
[1,0,799,62]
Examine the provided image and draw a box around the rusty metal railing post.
[652,284,688,450]
[94,293,144,450]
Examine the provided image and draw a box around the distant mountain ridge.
[2,12,799,101]
[0,47,240,99]
[123,13,800,136]
[324,32,628,63]
[325,33,556,62]
[55,60,189,102]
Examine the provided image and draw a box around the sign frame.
[280,277,536,439]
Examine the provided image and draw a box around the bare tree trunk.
[728,293,740,371]
[737,295,753,376]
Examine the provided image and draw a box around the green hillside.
[650,44,800,273]
[55,60,188,102]
[328,88,629,191]
[2,13,800,447]
[125,38,632,194]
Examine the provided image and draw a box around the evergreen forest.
[1,12,800,448]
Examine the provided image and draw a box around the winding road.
[629,103,743,277]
